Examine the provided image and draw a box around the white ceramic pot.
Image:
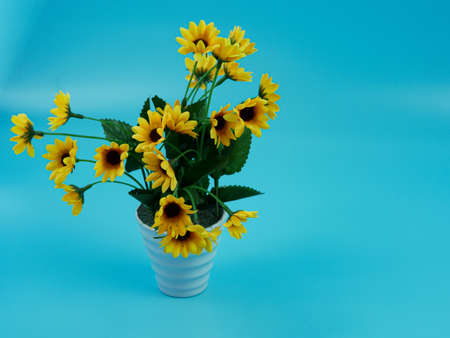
[136,208,227,297]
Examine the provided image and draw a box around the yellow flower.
[10,113,43,157]
[210,104,240,147]
[42,137,77,185]
[204,226,222,252]
[234,97,270,137]
[94,142,129,182]
[143,151,177,192]
[61,184,84,216]
[212,37,245,62]
[48,91,71,131]
[176,20,220,55]
[224,210,258,239]
[185,54,224,90]
[158,100,198,138]
[132,110,165,153]
[259,73,280,119]
[160,225,208,258]
[229,26,257,56]
[153,195,195,237]
[223,62,252,82]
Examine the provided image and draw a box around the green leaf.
[125,150,143,172]
[164,132,197,160]
[214,185,263,202]
[140,98,151,119]
[185,99,207,120]
[198,175,210,190]
[128,189,161,209]
[212,128,252,178]
[151,95,166,110]
[101,119,140,171]
[181,147,227,187]
[101,119,134,144]
[181,187,204,208]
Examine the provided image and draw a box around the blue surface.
[1,1,450,337]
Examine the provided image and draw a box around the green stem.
[81,181,102,192]
[214,76,227,88]
[183,188,199,223]
[124,172,146,190]
[77,158,145,190]
[183,61,198,106]
[202,76,227,98]
[185,65,218,102]
[198,62,222,160]
[172,149,198,162]
[199,124,207,159]
[214,176,219,217]
[164,141,194,162]
[108,180,140,190]
[189,85,202,104]
[39,131,108,141]
[82,180,139,191]
[190,185,232,216]
[70,112,102,122]
[82,115,102,122]
[205,61,222,115]
[141,167,149,189]
[76,158,96,164]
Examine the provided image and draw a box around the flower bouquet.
[10,20,280,297]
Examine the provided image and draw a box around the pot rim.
[136,205,228,233]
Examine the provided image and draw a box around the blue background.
[1,0,450,337]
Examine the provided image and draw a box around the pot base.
[156,279,209,298]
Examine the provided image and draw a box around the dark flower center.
[149,129,161,142]
[214,115,226,131]
[239,106,255,121]
[193,38,208,47]
[164,202,181,218]
[177,231,191,241]
[60,153,70,166]
[106,150,121,165]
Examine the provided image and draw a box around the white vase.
[136,208,227,297]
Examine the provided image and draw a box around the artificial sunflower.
[229,26,257,56]
[143,151,177,192]
[42,137,77,185]
[223,62,252,82]
[210,104,240,147]
[259,73,280,119]
[94,142,129,182]
[160,225,209,258]
[10,113,43,157]
[185,54,224,89]
[212,37,245,62]
[176,20,220,55]
[234,97,270,138]
[132,110,165,153]
[224,210,258,239]
[204,226,222,252]
[158,100,198,138]
[48,91,71,131]
[61,184,84,216]
[153,195,195,237]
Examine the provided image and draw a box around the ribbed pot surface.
[136,209,226,297]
